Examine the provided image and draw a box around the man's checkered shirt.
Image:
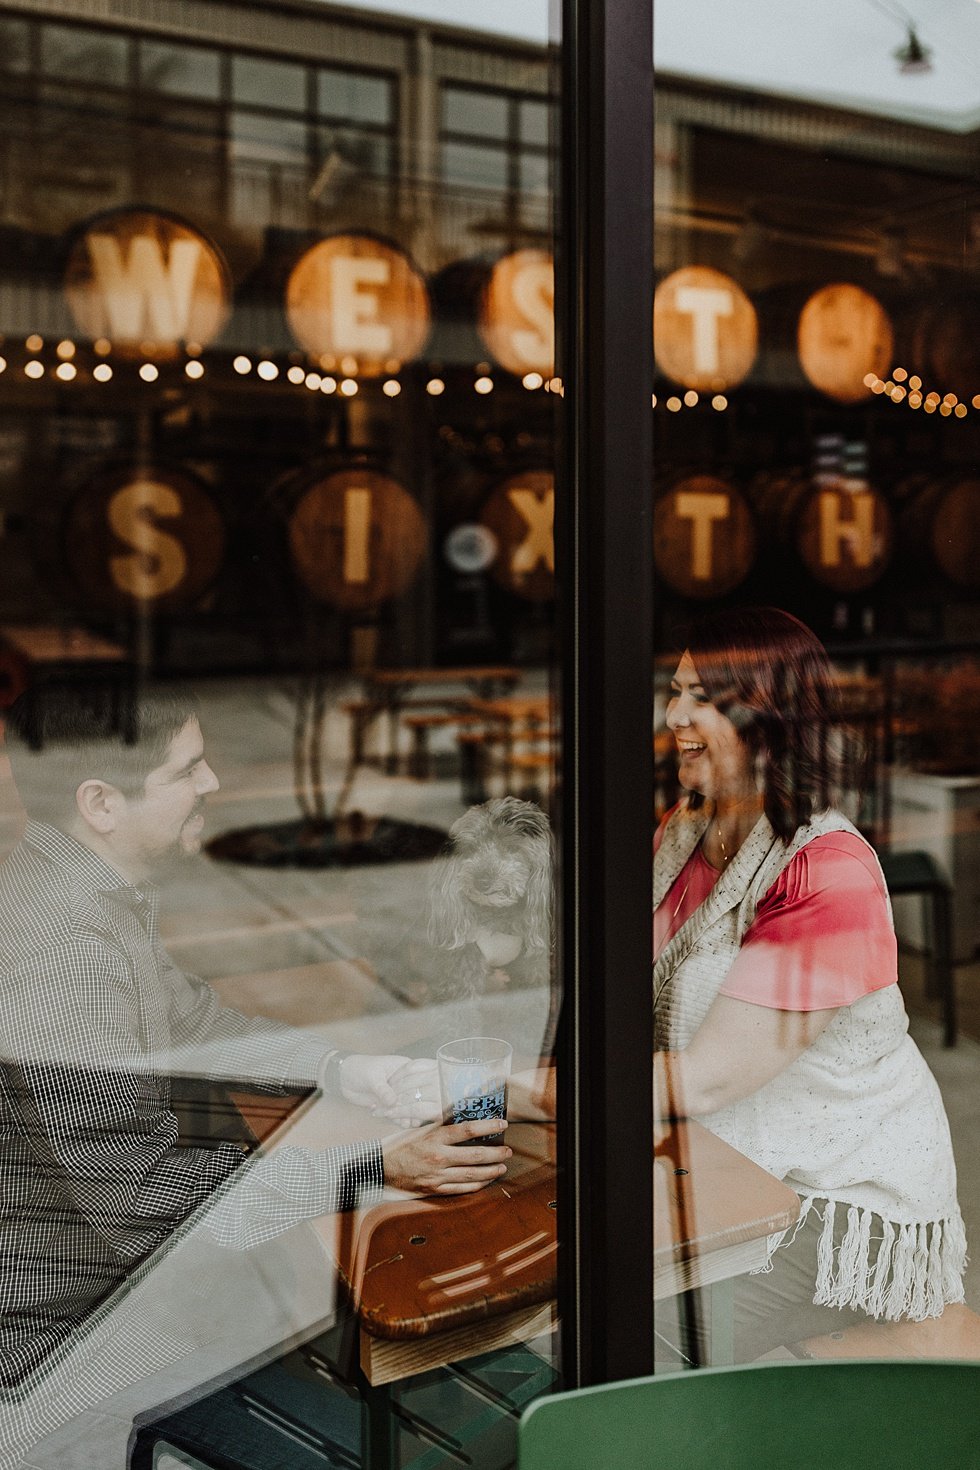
[0,821,383,1391]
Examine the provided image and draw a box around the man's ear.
[75,779,124,835]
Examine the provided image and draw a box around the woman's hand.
[380,1058,441,1126]
[382,1120,512,1194]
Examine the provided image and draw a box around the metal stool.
[880,849,956,1047]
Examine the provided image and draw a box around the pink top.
[654,824,897,1012]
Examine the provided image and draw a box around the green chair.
[519,1359,980,1468]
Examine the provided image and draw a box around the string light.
[304,372,321,390]
[651,393,657,407]
[523,372,543,390]
[382,379,401,397]
[0,357,7,374]
[55,362,76,382]
[24,361,43,379]
[340,356,358,376]
[139,364,159,382]
[319,376,337,394]
[93,363,113,382]
[867,367,979,417]
[185,360,205,380]
[339,378,358,397]
[712,394,728,411]
[94,338,111,356]
[257,360,278,381]
[286,365,305,385]
[474,376,494,395]
[666,396,682,412]
[426,378,445,396]
[56,340,75,360]
[547,377,563,394]
[25,335,42,353]
[683,390,698,407]
[232,355,252,375]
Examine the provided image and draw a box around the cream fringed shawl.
[653,801,966,1322]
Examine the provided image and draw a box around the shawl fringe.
[759,1197,968,1322]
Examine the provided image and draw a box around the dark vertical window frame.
[556,0,655,1387]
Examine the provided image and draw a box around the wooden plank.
[361,1303,555,1386]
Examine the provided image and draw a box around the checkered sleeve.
[0,944,247,1264]
[201,1138,385,1250]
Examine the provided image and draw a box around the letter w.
[86,235,202,343]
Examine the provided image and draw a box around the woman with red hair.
[654,606,964,1360]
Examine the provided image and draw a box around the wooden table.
[225,1097,798,1468]
[347,666,520,776]
[307,1118,798,1386]
[0,623,128,708]
[459,694,554,803]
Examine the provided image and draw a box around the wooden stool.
[402,711,478,780]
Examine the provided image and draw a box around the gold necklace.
[716,821,730,866]
[670,876,693,921]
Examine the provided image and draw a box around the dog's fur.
[428,796,553,957]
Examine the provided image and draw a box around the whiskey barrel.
[479,469,554,601]
[288,468,427,610]
[747,469,893,593]
[64,463,225,612]
[64,208,230,360]
[900,477,980,589]
[285,234,431,376]
[903,296,980,402]
[654,267,758,392]
[653,474,755,598]
[477,249,555,379]
[796,283,894,404]
[795,482,893,591]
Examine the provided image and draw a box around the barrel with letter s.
[64,463,226,613]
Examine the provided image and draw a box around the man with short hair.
[0,681,508,1468]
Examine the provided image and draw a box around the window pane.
[0,7,562,1470]
[230,110,307,165]
[444,84,509,139]
[317,65,391,124]
[0,17,30,72]
[315,125,391,178]
[41,23,127,85]
[443,139,509,189]
[233,54,306,111]
[139,40,221,99]
[520,97,549,146]
[520,150,550,197]
[652,2,980,1381]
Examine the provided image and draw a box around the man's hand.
[382,1120,511,1195]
